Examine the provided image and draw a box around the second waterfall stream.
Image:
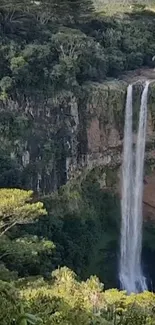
[119,81,150,293]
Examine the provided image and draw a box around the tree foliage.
[0,1,154,98]
[1,268,155,325]
[0,189,46,236]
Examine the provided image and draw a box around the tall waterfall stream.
[120,81,149,293]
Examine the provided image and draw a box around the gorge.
[2,2,155,323]
[1,67,155,275]
[2,68,155,290]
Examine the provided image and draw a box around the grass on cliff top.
[94,1,155,15]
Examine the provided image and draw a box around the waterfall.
[120,82,149,293]
[120,84,134,293]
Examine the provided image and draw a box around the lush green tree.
[34,0,94,24]
[0,189,46,236]
[0,235,57,277]
[0,0,155,299]
[0,0,94,27]
[17,268,155,325]
[0,280,19,325]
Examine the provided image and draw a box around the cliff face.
[1,68,155,210]
[68,69,155,180]
[73,69,155,219]
[0,91,79,193]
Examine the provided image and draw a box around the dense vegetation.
[1,0,155,324]
[0,0,155,194]
[0,0,155,193]
[3,270,155,325]
[0,2,155,97]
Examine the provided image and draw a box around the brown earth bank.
[120,67,155,83]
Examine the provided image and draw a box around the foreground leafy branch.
[0,189,47,236]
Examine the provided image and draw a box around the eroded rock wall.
[1,68,155,202]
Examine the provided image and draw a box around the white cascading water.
[120,84,134,293]
[120,81,149,293]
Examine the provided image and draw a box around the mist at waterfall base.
[119,81,150,294]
